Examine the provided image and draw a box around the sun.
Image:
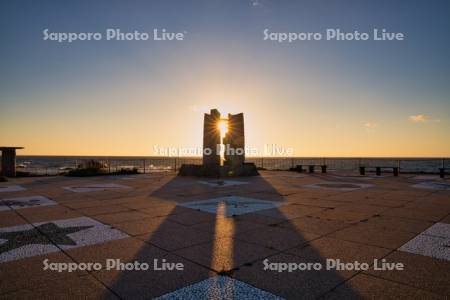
[217,120,228,138]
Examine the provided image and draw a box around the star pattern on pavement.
[0,199,41,208]
[0,223,93,255]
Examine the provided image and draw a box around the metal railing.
[7,156,448,176]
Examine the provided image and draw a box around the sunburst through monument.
[179,109,258,177]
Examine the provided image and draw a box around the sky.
[1,0,449,157]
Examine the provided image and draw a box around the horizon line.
[15,155,450,159]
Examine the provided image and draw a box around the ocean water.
[11,156,449,175]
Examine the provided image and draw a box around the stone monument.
[179,109,258,177]
[223,112,245,170]
[202,109,221,168]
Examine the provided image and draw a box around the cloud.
[408,114,440,123]
[409,114,428,123]
[364,122,378,129]
[249,0,271,11]
[364,122,378,133]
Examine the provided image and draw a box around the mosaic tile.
[0,196,57,211]
[0,185,26,193]
[399,223,450,261]
[412,182,450,190]
[303,182,373,191]
[0,216,128,263]
[63,183,132,192]
[197,180,249,188]
[156,276,283,300]
[178,196,285,217]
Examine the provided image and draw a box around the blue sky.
[1,0,449,156]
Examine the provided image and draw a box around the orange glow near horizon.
[1,60,450,157]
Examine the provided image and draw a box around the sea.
[12,156,449,176]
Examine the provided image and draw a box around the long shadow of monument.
[103,174,360,299]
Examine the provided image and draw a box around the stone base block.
[178,163,259,177]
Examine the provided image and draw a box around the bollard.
[376,167,381,176]
[308,165,315,173]
[440,168,445,179]
[359,166,365,176]
[393,167,399,177]
[321,165,327,173]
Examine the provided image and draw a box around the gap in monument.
[217,118,229,166]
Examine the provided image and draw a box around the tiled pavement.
[0,171,449,299]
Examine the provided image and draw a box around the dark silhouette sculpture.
[202,109,221,168]
[179,109,257,177]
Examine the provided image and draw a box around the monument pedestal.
[178,163,258,177]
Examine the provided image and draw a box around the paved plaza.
[0,171,449,299]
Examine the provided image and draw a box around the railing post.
[261,157,264,169]
[143,159,146,174]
